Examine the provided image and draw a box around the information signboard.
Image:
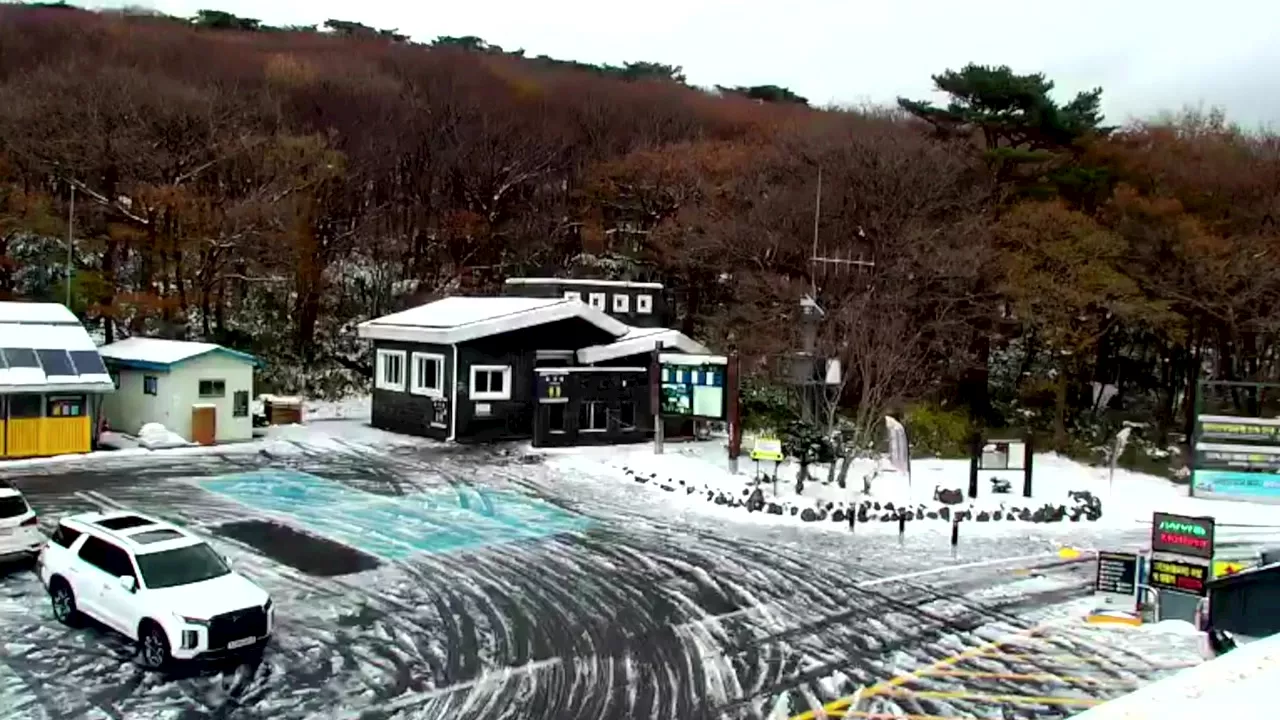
[1193,413,1280,501]
[659,353,728,420]
[1150,512,1215,560]
[1095,551,1138,596]
[1148,556,1210,596]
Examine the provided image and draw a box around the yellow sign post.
[750,436,784,462]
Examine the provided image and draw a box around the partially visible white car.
[0,480,43,563]
[37,510,273,669]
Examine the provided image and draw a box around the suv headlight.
[178,615,210,626]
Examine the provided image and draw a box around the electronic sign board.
[1150,512,1215,560]
[1148,557,1210,596]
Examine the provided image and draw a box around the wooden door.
[191,405,216,445]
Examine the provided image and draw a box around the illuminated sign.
[1148,558,1210,596]
[1150,512,1215,560]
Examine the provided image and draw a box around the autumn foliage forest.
[1,5,1278,465]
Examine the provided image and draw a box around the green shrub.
[740,378,794,432]
[904,403,972,458]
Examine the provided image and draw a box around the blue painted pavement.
[199,469,593,559]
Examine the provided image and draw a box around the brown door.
[191,406,216,445]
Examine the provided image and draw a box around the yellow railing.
[6,418,42,457]
[40,416,91,456]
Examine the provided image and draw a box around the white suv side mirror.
[118,575,137,593]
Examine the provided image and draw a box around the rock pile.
[618,466,1103,526]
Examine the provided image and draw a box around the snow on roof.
[98,337,260,371]
[576,326,709,364]
[357,296,631,345]
[0,311,113,394]
[0,301,79,325]
[504,277,664,290]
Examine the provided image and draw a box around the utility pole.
[65,183,74,307]
[810,165,821,298]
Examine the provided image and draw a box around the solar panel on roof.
[36,349,75,377]
[68,350,107,375]
[1,348,38,368]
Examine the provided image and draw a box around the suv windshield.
[135,543,230,589]
[0,495,29,518]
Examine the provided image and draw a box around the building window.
[143,375,158,395]
[469,365,512,401]
[588,292,606,311]
[410,352,445,397]
[376,349,406,392]
[233,391,249,417]
[613,294,630,313]
[547,404,566,433]
[619,402,636,430]
[578,401,607,432]
[47,395,85,417]
[563,291,583,302]
[636,294,653,314]
[8,393,41,418]
[198,379,226,398]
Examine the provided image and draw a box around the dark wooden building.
[1204,562,1280,639]
[357,287,708,446]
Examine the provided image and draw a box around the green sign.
[1196,415,1280,442]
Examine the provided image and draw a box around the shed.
[0,301,114,458]
[1205,561,1280,639]
[97,338,260,445]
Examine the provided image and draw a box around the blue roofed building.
[97,337,260,445]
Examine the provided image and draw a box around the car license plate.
[227,637,255,650]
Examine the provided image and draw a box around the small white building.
[97,338,259,445]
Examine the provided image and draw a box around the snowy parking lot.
[0,422,1263,719]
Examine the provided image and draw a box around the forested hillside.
[1,4,1277,464]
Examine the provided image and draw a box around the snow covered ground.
[1073,626,1280,719]
[543,439,1280,536]
[0,413,1276,719]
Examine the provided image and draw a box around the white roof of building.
[576,326,709,364]
[357,296,631,345]
[0,302,113,394]
[0,301,79,325]
[99,338,221,365]
[504,277,664,290]
[97,337,260,371]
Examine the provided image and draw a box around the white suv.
[37,510,273,669]
[0,480,43,563]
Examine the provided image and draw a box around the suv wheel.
[49,579,80,626]
[138,622,172,670]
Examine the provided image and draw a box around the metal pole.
[66,184,74,307]
[652,342,664,455]
[810,165,821,297]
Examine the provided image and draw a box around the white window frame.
[469,364,512,401]
[376,349,407,392]
[636,294,653,314]
[579,400,608,432]
[410,352,445,397]
[613,294,630,313]
[588,292,606,311]
[563,290,583,302]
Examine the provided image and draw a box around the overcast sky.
[93,0,1280,128]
